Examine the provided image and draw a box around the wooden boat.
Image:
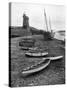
[20,47,38,50]
[25,52,48,57]
[21,59,50,76]
[20,47,30,50]
[19,37,35,51]
[43,55,63,61]
[19,38,35,47]
[49,55,63,60]
[21,56,63,76]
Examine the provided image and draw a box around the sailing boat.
[44,9,48,32]
[49,17,55,39]
[43,9,52,40]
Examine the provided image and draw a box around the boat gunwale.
[22,59,50,72]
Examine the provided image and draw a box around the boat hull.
[42,56,63,61]
[21,59,50,76]
[20,47,38,50]
[50,56,63,60]
[25,52,48,57]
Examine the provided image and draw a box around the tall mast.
[49,17,51,32]
[49,17,55,38]
[44,9,48,32]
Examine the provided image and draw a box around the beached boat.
[25,51,48,57]
[43,55,63,61]
[19,38,35,49]
[19,37,37,50]
[21,59,50,76]
[50,55,63,60]
[25,46,48,57]
[20,47,30,50]
[21,55,63,76]
[20,47,38,50]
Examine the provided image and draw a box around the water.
[54,32,65,41]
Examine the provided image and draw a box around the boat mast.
[44,9,48,32]
[49,17,51,32]
[49,17,55,38]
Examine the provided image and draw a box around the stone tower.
[23,13,31,36]
[23,13,29,28]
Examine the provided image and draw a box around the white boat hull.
[43,56,63,61]
[21,59,50,76]
[50,56,63,60]
[25,52,48,57]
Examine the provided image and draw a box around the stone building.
[23,13,29,28]
[22,13,32,36]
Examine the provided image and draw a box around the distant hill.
[30,26,45,35]
[9,26,52,40]
[57,30,65,33]
[9,26,45,38]
[9,26,32,37]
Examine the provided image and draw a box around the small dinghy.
[49,55,63,60]
[20,47,30,50]
[25,49,48,57]
[43,55,63,61]
[20,47,38,50]
[19,38,36,50]
[25,52,48,57]
[21,59,50,76]
[19,38,35,47]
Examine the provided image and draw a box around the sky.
[11,2,65,31]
